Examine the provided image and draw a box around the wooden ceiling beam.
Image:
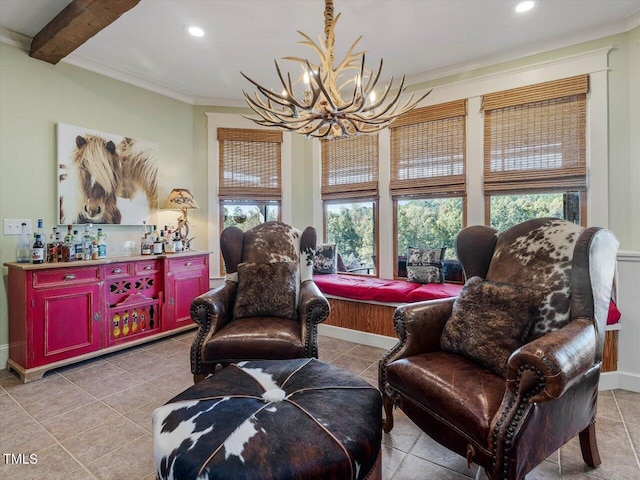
[29,0,141,64]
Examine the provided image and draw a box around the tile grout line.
[2,375,99,480]
[611,390,640,470]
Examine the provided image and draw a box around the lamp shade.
[162,189,199,210]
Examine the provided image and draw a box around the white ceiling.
[1,0,639,106]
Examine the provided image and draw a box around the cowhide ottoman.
[153,358,382,480]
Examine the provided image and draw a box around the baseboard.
[318,324,397,350]
[0,343,8,372]
[600,371,640,392]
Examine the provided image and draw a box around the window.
[390,100,467,277]
[321,134,379,275]
[217,128,283,233]
[482,75,588,228]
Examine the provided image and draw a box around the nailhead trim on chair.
[491,364,545,479]
[190,303,212,375]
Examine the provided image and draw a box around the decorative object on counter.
[241,0,430,139]
[161,188,199,249]
[16,222,31,263]
[57,123,158,225]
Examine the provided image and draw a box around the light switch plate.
[3,219,32,235]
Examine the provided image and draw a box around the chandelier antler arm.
[241,69,309,112]
[363,58,384,96]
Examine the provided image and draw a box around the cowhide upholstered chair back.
[380,218,619,480]
[190,222,330,383]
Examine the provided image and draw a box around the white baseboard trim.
[0,343,8,372]
[599,371,640,392]
[318,324,397,350]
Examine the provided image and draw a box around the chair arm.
[381,298,455,364]
[299,280,330,358]
[299,280,330,325]
[190,281,237,333]
[506,318,597,403]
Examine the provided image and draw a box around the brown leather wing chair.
[379,218,619,480]
[190,221,330,383]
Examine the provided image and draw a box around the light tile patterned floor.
[0,332,638,480]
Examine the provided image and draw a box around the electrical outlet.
[3,219,32,235]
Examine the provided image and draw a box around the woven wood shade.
[483,75,588,194]
[218,128,283,200]
[390,100,467,198]
[321,134,379,200]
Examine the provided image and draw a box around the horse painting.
[58,124,158,225]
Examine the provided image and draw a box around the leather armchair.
[379,218,619,480]
[190,222,330,383]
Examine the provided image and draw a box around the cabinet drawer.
[167,255,207,272]
[134,259,161,274]
[105,263,131,278]
[33,267,101,288]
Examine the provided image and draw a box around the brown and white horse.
[59,134,157,224]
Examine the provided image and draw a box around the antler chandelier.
[241,0,431,140]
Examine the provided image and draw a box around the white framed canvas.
[57,123,159,225]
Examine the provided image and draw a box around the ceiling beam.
[29,0,140,64]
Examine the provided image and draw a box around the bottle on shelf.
[47,227,58,263]
[174,230,183,252]
[153,228,163,254]
[113,312,121,338]
[139,306,147,331]
[82,224,93,260]
[61,225,74,262]
[16,222,31,263]
[141,234,152,255]
[97,228,107,259]
[31,234,45,264]
[131,308,138,334]
[122,311,130,336]
[55,228,63,262]
[73,229,83,261]
[165,229,175,253]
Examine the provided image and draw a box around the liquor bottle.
[140,221,149,254]
[61,225,74,262]
[55,228,63,262]
[131,308,138,334]
[47,228,58,263]
[139,306,147,331]
[113,312,121,338]
[73,230,83,261]
[16,222,31,263]
[153,229,163,254]
[31,234,45,264]
[174,230,183,252]
[122,311,130,336]
[82,225,93,260]
[97,228,107,258]
[164,229,175,253]
[141,234,152,255]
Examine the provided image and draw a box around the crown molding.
[193,96,248,108]
[0,27,30,50]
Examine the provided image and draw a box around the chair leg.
[193,373,206,384]
[382,394,395,433]
[579,423,601,468]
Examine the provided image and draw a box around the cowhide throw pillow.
[440,276,543,377]
[406,247,446,284]
[234,261,298,320]
[486,218,584,340]
[313,243,337,274]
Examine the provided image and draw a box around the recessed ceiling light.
[186,25,205,37]
[515,1,535,13]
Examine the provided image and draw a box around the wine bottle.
[16,222,31,263]
[31,234,45,264]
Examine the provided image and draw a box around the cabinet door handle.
[169,298,175,306]
[185,261,192,266]
[93,312,100,321]
[63,274,76,280]
[112,268,122,274]
[144,265,152,270]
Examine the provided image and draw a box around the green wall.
[0,43,195,348]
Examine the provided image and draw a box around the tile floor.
[0,332,638,480]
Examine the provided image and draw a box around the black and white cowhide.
[153,358,381,480]
[485,218,584,339]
